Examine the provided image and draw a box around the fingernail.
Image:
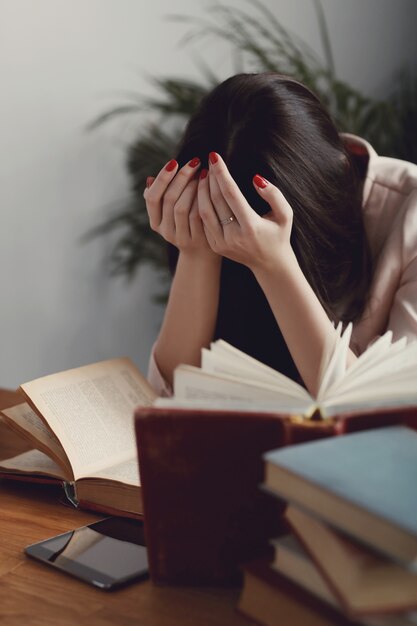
[146,176,154,188]
[188,157,200,168]
[209,152,218,165]
[253,174,268,189]
[165,159,178,172]
[200,168,208,180]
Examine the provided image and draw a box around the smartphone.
[24,517,148,590]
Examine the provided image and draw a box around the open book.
[2,324,417,516]
[0,358,157,517]
[154,323,417,420]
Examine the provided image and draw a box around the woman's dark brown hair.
[171,72,372,379]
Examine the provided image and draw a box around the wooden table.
[0,390,254,626]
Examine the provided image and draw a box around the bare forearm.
[154,251,222,387]
[253,253,356,397]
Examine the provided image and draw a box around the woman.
[143,72,417,397]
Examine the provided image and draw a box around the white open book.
[155,324,417,419]
[0,357,157,516]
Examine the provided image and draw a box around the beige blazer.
[346,134,417,353]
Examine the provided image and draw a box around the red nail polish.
[199,168,208,180]
[189,157,200,168]
[253,174,268,189]
[209,152,218,165]
[165,159,178,172]
[146,176,154,188]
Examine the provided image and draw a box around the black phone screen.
[25,517,148,589]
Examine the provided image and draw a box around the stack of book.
[238,425,417,626]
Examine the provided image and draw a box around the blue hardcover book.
[264,425,417,567]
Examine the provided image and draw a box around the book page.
[0,449,66,479]
[323,378,417,417]
[205,340,309,398]
[316,323,352,403]
[173,365,313,413]
[316,322,342,392]
[1,403,71,476]
[86,457,140,486]
[326,331,395,396]
[202,348,309,400]
[153,396,312,415]
[327,335,416,398]
[20,358,156,480]
[321,333,417,415]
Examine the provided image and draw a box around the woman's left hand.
[198,152,297,274]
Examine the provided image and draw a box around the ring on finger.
[219,215,235,226]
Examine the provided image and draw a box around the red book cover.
[135,407,288,585]
[135,405,417,585]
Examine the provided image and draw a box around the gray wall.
[1,0,416,388]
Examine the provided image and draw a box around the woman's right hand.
[145,158,222,389]
[144,157,215,257]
